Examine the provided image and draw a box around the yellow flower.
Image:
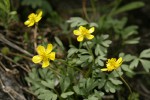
[24,10,42,27]
[73,26,95,42]
[32,43,55,68]
[101,57,123,72]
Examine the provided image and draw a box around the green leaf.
[67,47,78,57]
[121,64,134,73]
[84,95,98,100]
[139,49,150,58]
[60,77,70,92]
[34,88,45,95]
[78,49,89,54]
[123,54,135,62]
[110,69,123,77]
[109,78,122,85]
[124,37,140,44]
[122,25,138,39]
[0,0,9,13]
[129,58,139,69]
[101,40,112,47]
[104,81,116,93]
[95,56,106,66]
[73,85,81,95]
[67,17,88,28]
[89,22,98,27]
[94,35,111,56]
[98,79,106,89]
[79,55,90,61]
[37,90,57,100]
[41,80,55,89]
[113,2,145,15]
[38,68,46,79]
[61,91,74,98]
[95,44,101,56]
[54,36,65,50]
[3,0,10,11]
[94,90,104,99]
[140,59,150,72]
[86,78,98,92]
[73,78,98,96]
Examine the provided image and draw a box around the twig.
[82,0,90,21]
[90,0,96,17]
[0,33,33,57]
[0,53,30,73]
[21,86,35,96]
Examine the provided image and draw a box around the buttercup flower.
[73,26,95,42]
[24,10,42,27]
[32,43,55,68]
[101,57,123,71]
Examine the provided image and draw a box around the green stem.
[85,41,94,62]
[85,64,92,78]
[115,70,132,94]
[79,42,83,49]
[85,41,95,77]
[33,23,38,50]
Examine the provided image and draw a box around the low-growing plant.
[25,0,150,100]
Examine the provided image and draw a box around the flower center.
[29,15,37,22]
[41,52,49,61]
[81,29,88,35]
[107,59,116,67]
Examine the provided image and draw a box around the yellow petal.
[35,16,42,22]
[79,26,85,31]
[28,13,36,19]
[73,30,81,35]
[42,60,50,68]
[46,44,53,54]
[77,35,84,42]
[35,10,42,22]
[101,68,108,71]
[27,21,35,27]
[88,27,95,33]
[24,20,30,25]
[107,66,114,71]
[117,57,123,64]
[86,34,94,40]
[32,55,42,63]
[37,45,45,55]
[49,52,55,60]
[115,57,123,68]
[37,10,42,18]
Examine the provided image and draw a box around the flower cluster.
[24,11,123,70]
[24,10,42,27]
[32,44,55,68]
[101,57,123,71]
